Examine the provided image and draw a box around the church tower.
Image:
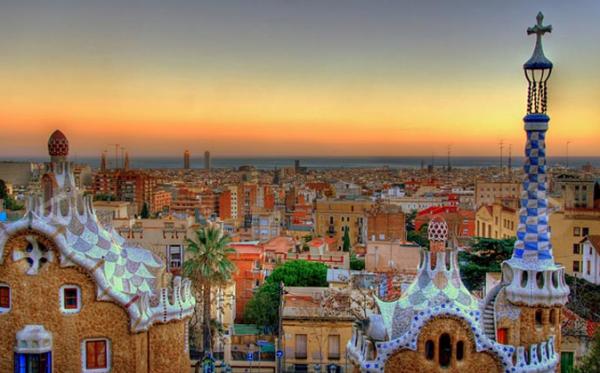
[500,11,569,351]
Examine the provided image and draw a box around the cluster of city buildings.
[1,13,599,373]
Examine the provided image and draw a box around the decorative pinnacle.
[527,12,552,39]
[524,12,553,69]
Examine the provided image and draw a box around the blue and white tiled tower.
[502,12,569,307]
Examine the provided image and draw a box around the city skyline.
[1,0,599,157]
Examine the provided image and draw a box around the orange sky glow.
[0,1,599,158]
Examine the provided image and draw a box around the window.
[573,227,581,237]
[573,261,580,273]
[456,341,464,361]
[535,309,543,326]
[0,284,10,311]
[14,352,52,373]
[328,335,340,360]
[573,244,580,254]
[582,227,590,237]
[550,309,557,325]
[439,334,452,367]
[167,245,183,271]
[425,340,435,360]
[60,285,81,313]
[295,334,307,359]
[497,328,508,344]
[587,261,591,275]
[83,339,110,372]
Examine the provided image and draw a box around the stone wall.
[149,320,190,372]
[384,317,503,373]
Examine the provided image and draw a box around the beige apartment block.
[550,209,600,276]
[281,287,354,372]
[475,203,519,239]
[315,199,373,249]
[474,180,521,208]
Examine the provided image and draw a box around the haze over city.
[1,0,599,157]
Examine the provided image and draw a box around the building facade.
[0,131,195,373]
[315,199,373,250]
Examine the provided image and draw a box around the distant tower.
[204,151,211,171]
[508,144,513,179]
[184,150,190,169]
[501,11,569,351]
[124,152,130,171]
[100,151,107,172]
[294,159,300,173]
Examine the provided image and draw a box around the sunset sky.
[0,0,599,158]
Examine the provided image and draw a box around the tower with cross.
[500,10,569,354]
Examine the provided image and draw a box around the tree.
[405,210,417,232]
[458,237,514,291]
[566,275,600,322]
[244,260,328,330]
[0,179,23,211]
[140,202,150,218]
[0,179,7,200]
[575,329,600,373]
[342,227,351,252]
[350,254,365,271]
[407,223,430,247]
[184,226,236,356]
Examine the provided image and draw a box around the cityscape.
[1,2,599,373]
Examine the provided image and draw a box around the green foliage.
[0,179,23,211]
[94,193,116,201]
[0,180,7,200]
[184,226,236,354]
[244,260,328,330]
[458,237,515,291]
[566,275,600,322]
[302,234,313,252]
[405,210,417,232]
[140,202,150,219]
[350,254,365,271]
[342,227,351,252]
[184,226,236,287]
[575,329,600,373]
[267,260,329,287]
[243,282,281,332]
[407,223,430,247]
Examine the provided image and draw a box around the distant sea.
[5,156,600,170]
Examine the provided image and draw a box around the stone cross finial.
[527,12,552,44]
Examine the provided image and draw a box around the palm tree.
[184,225,236,357]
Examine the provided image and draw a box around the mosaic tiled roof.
[375,249,480,340]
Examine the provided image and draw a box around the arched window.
[535,309,543,326]
[425,340,435,360]
[549,308,557,325]
[521,270,529,287]
[439,333,452,367]
[536,272,544,288]
[456,341,464,361]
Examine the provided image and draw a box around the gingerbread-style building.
[0,130,195,372]
[347,13,569,373]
